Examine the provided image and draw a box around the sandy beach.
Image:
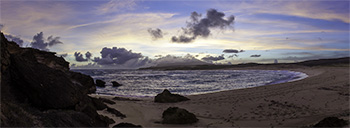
[92,65,349,127]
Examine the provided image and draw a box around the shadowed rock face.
[313,117,348,127]
[154,89,190,103]
[162,107,198,124]
[0,32,109,127]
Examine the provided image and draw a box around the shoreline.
[93,68,310,98]
[91,66,349,127]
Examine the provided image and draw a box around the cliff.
[0,32,110,127]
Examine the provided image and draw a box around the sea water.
[73,69,308,97]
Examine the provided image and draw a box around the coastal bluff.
[0,32,110,127]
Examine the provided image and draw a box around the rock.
[162,107,198,124]
[112,122,142,127]
[107,106,126,118]
[0,32,108,127]
[154,89,190,103]
[95,79,106,87]
[99,97,116,105]
[313,117,348,127]
[99,115,115,124]
[90,97,107,110]
[70,72,96,94]
[111,81,122,87]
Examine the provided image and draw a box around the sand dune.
[92,65,349,127]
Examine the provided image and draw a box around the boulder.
[111,81,122,87]
[313,117,348,127]
[95,79,106,87]
[162,107,198,124]
[154,89,189,103]
[113,122,142,127]
[107,106,126,118]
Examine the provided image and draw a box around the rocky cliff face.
[0,32,109,127]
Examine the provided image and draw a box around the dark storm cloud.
[30,32,62,51]
[4,34,24,46]
[74,52,88,62]
[147,28,163,40]
[201,54,225,61]
[172,9,235,43]
[250,54,261,57]
[93,47,143,65]
[223,49,244,53]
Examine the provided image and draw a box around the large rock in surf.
[95,79,106,87]
[162,107,198,124]
[0,32,110,127]
[154,89,190,103]
[112,81,122,87]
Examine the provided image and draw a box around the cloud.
[96,0,137,14]
[93,47,143,65]
[30,32,63,51]
[172,9,235,43]
[201,54,225,62]
[0,24,3,30]
[47,36,63,47]
[4,34,24,46]
[228,54,238,58]
[147,28,163,40]
[85,51,92,59]
[74,52,88,62]
[223,49,244,53]
[74,51,92,62]
[250,54,261,57]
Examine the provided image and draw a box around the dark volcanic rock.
[313,117,348,127]
[0,32,108,127]
[112,81,122,87]
[162,107,198,124]
[96,79,106,87]
[113,122,142,127]
[154,89,190,103]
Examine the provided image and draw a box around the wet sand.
[91,65,349,127]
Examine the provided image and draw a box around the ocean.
[73,69,308,97]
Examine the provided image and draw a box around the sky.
[1,0,349,69]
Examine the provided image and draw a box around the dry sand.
[91,65,349,127]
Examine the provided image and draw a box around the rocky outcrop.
[154,89,190,103]
[112,81,122,87]
[162,107,198,124]
[95,79,106,87]
[0,32,111,127]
